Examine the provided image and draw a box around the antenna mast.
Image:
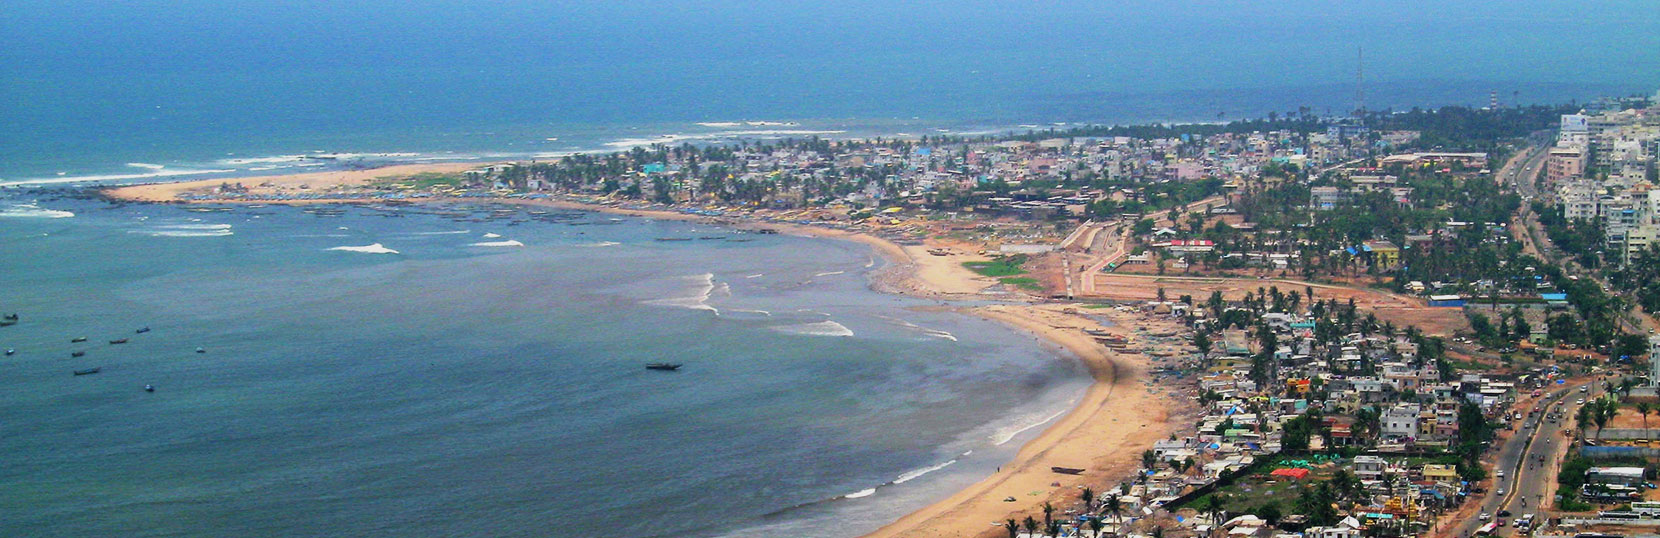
[1355,46,1365,119]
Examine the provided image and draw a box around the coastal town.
[102,91,1660,538]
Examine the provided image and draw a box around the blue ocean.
[2,1,1659,536]
[0,194,1088,536]
[3,0,1657,183]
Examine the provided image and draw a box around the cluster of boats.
[4,316,206,389]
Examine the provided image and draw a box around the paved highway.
[1449,379,1594,537]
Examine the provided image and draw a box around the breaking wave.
[327,243,400,254]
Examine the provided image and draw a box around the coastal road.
[1501,142,1660,334]
[1447,379,1592,538]
[1071,195,1228,296]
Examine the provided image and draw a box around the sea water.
[4,1,1658,183]
[0,191,1088,537]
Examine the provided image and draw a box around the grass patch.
[963,255,1028,277]
[999,277,1043,291]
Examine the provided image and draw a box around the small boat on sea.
[109,338,129,345]
[196,347,206,354]
[4,348,13,356]
[1050,466,1086,475]
[0,313,18,327]
[73,367,101,376]
[645,363,682,371]
[71,337,87,343]
[136,327,151,334]
[71,351,86,358]
[653,237,693,242]
[144,384,155,392]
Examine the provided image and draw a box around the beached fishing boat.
[1050,466,1086,475]
[73,367,101,376]
[645,363,682,371]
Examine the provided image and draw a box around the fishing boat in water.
[109,338,129,345]
[71,351,86,358]
[645,363,682,371]
[71,336,87,343]
[136,327,151,334]
[0,313,17,327]
[73,367,101,376]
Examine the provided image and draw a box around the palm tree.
[1023,516,1039,538]
[1081,487,1095,512]
[1105,494,1123,531]
[1042,501,1055,530]
[1086,517,1104,538]
[1202,494,1227,535]
[1005,519,1020,538]
[1638,401,1652,431]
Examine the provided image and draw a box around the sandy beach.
[863,304,1190,538]
[105,162,482,203]
[102,164,1195,538]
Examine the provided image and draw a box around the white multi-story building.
[1650,335,1660,386]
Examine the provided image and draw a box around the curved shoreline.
[99,171,1192,538]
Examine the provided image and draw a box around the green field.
[963,255,1028,277]
[998,277,1043,291]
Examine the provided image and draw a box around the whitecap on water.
[773,320,854,337]
[0,203,75,219]
[469,240,525,247]
[327,243,399,254]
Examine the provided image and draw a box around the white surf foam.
[0,203,75,219]
[158,223,232,230]
[894,459,958,484]
[140,230,234,237]
[327,243,399,254]
[645,273,719,314]
[131,223,234,237]
[991,408,1070,446]
[604,129,846,150]
[574,241,620,248]
[411,230,470,235]
[126,162,166,170]
[697,120,800,128]
[774,320,854,337]
[842,488,876,499]
[0,168,236,187]
[812,270,845,278]
[482,232,502,238]
[469,240,524,247]
[877,315,959,342]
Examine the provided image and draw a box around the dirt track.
[1084,273,1469,336]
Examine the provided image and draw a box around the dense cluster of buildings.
[1551,103,1660,265]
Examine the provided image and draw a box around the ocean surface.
[0,191,1089,537]
[3,1,1659,183]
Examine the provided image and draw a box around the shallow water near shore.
[0,192,1087,537]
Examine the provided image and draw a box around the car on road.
[1479,512,1491,521]
[1498,510,1512,517]
[1578,398,1586,404]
